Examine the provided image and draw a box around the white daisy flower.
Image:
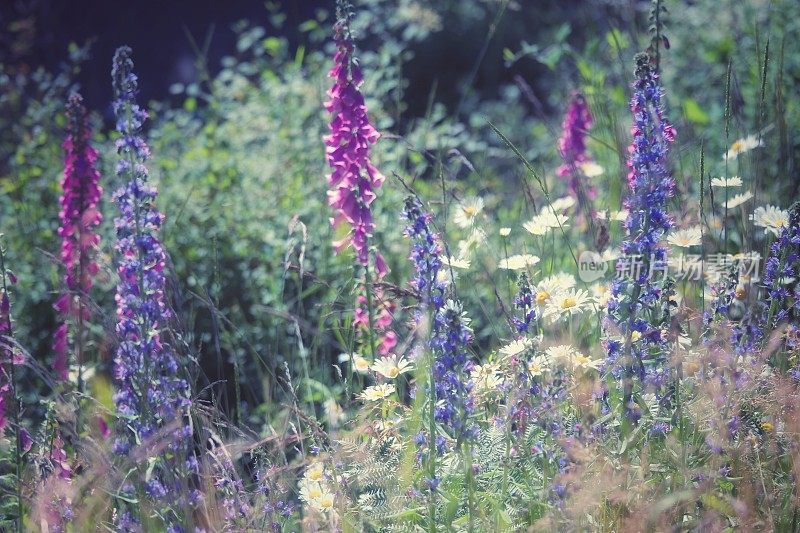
[548,196,576,212]
[370,354,414,379]
[359,383,396,402]
[720,191,753,209]
[499,337,534,357]
[751,205,790,236]
[544,288,593,321]
[711,176,742,188]
[499,227,511,237]
[545,345,578,365]
[442,255,471,269]
[723,134,763,161]
[457,228,487,257]
[523,211,570,235]
[453,197,485,228]
[573,353,603,371]
[527,355,550,377]
[667,226,702,248]
[471,363,504,392]
[498,254,541,270]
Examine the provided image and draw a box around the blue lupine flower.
[111,46,191,529]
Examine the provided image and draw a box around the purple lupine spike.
[604,53,676,413]
[324,1,385,268]
[53,93,103,382]
[761,203,800,368]
[402,197,476,450]
[110,46,191,530]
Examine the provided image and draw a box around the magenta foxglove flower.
[557,93,597,204]
[0,247,18,434]
[324,5,385,269]
[53,93,103,382]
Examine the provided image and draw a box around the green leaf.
[682,98,709,125]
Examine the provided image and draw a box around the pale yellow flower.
[350,354,370,373]
[580,161,604,177]
[498,254,541,270]
[453,197,484,228]
[573,353,603,371]
[359,383,396,402]
[315,492,335,512]
[305,462,325,482]
[370,354,414,379]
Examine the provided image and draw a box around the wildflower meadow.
[2,0,800,530]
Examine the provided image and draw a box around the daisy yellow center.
[319,494,335,509]
[388,366,399,378]
[536,291,550,304]
[355,359,369,371]
[560,297,577,309]
[463,206,477,216]
[309,487,322,499]
[631,331,642,342]
[730,140,744,154]
[308,470,323,481]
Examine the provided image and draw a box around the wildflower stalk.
[362,262,378,361]
[55,93,103,395]
[605,52,676,424]
[0,242,22,532]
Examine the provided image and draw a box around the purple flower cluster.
[110,46,190,529]
[430,300,477,442]
[762,204,800,369]
[557,93,597,203]
[605,53,676,408]
[403,197,475,446]
[512,273,537,334]
[53,93,103,382]
[324,2,385,268]
[0,253,15,433]
[403,196,446,310]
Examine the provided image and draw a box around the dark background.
[0,0,328,110]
